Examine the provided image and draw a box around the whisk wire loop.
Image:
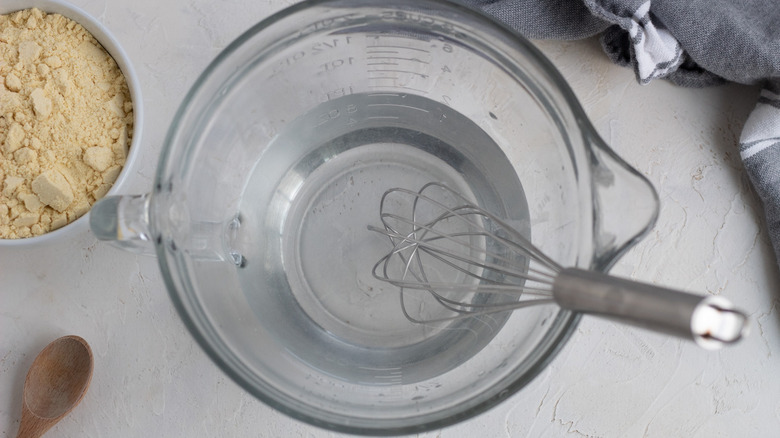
[370,182,561,323]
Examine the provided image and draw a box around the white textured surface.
[2,1,780,437]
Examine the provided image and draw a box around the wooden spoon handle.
[16,405,55,438]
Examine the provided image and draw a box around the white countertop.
[2,1,779,437]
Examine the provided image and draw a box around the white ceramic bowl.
[0,0,143,246]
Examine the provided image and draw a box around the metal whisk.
[368,182,748,349]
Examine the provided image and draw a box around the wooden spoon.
[16,335,94,438]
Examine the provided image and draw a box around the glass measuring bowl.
[90,0,659,434]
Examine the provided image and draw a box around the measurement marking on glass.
[367,56,429,64]
[367,45,430,53]
[367,103,430,113]
[367,62,400,66]
[397,86,429,93]
[367,33,420,40]
[368,69,428,78]
[367,84,429,94]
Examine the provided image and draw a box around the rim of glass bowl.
[0,0,144,247]
[153,0,648,434]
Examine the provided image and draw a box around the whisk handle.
[553,268,748,349]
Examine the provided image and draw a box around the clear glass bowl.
[92,0,658,434]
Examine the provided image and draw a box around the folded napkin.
[464,0,780,270]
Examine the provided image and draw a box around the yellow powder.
[0,8,133,238]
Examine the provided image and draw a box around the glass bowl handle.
[90,194,245,264]
[89,194,155,254]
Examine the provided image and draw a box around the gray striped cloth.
[463,0,780,271]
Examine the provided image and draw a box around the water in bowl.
[235,92,529,385]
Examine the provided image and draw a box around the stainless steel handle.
[552,268,748,349]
